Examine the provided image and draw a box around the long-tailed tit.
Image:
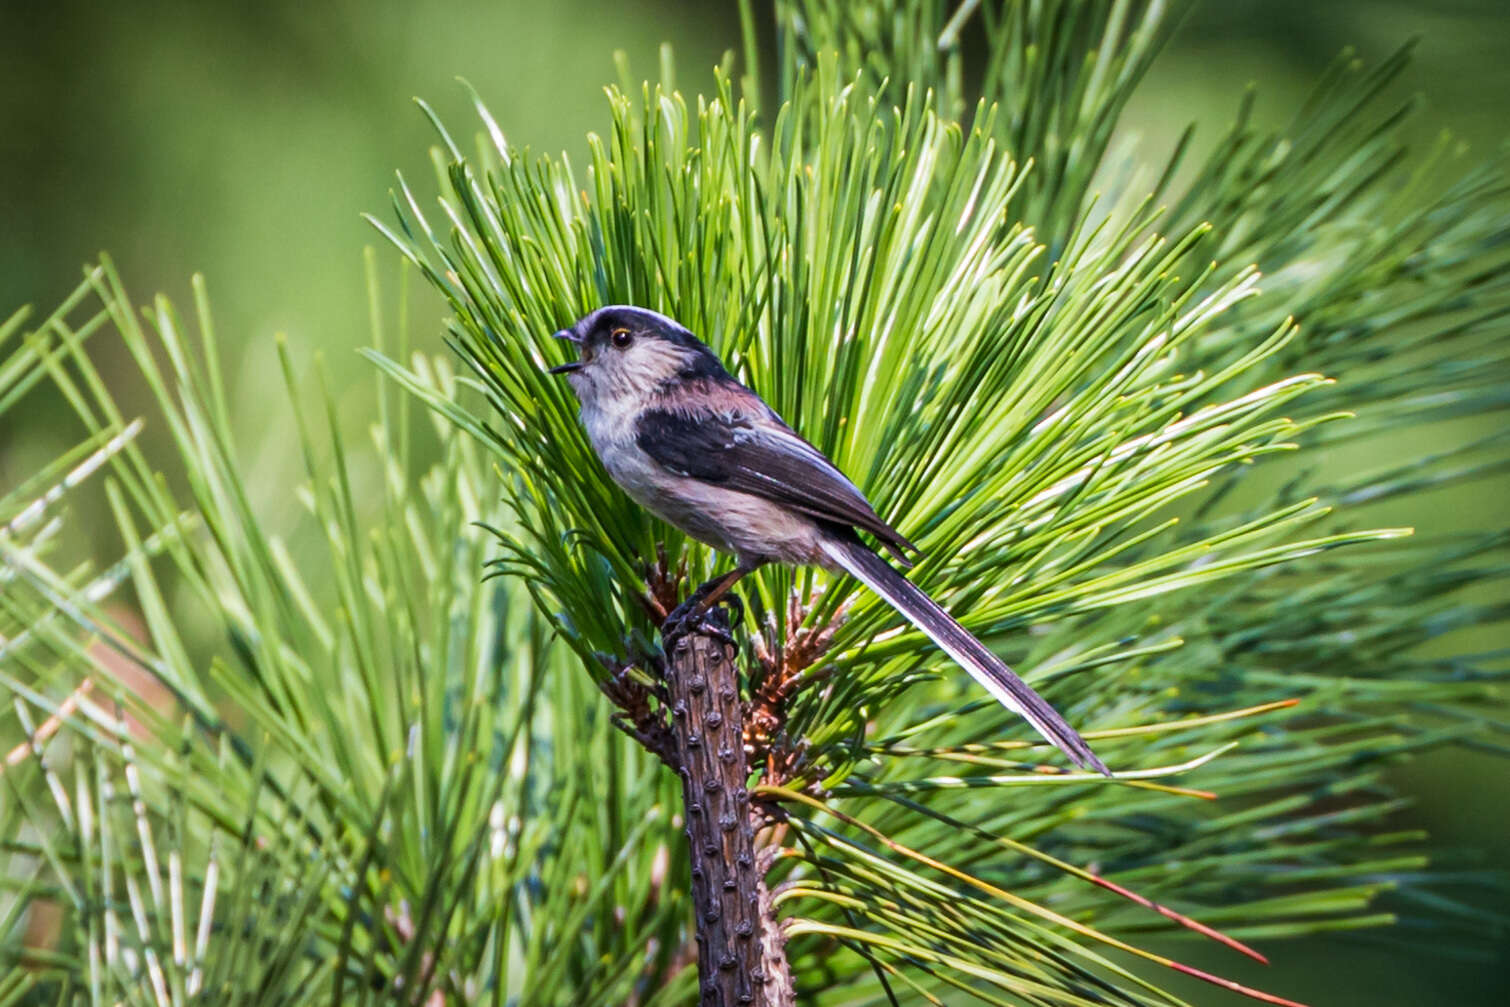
[550,305,1109,775]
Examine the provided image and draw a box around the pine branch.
[663,622,787,1006]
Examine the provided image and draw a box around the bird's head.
[549,305,729,406]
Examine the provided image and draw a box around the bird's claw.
[661,596,741,649]
[719,592,745,630]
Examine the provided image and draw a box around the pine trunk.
[663,629,794,1006]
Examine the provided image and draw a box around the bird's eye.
[610,327,633,349]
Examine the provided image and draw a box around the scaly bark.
[663,626,792,1007]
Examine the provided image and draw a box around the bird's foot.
[717,591,744,631]
[661,594,741,649]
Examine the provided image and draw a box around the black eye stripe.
[611,327,633,348]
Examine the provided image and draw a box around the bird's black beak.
[548,329,583,375]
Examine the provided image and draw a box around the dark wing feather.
[636,406,916,562]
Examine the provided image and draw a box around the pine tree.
[2,1,1505,1004]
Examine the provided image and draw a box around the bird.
[548,304,1110,776]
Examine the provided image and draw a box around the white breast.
[578,400,826,566]
[580,398,660,498]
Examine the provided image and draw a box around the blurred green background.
[2,1,1505,1003]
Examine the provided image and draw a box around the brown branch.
[663,620,793,1007]
[594,570,839,1004]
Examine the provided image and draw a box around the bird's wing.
[635,404,916,562]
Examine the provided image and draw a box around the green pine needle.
[2,1,1506,1004]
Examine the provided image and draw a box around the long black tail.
[821,535,1110,776]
